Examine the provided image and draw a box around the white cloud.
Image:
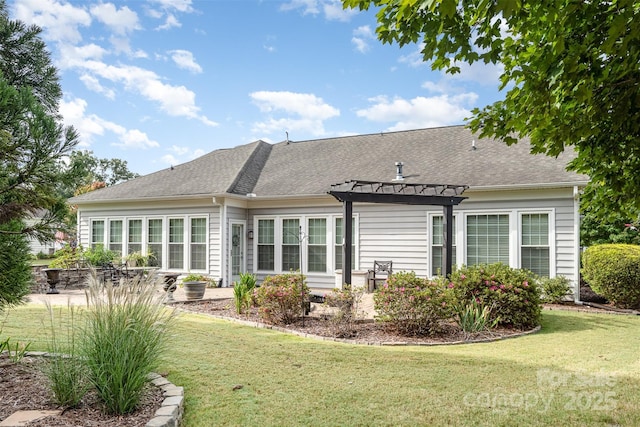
[169,145,190,156]
[280,0,319,16]
[449,60,504,86]
[60,97,160,149]
[352,25,374,53]
[160,154,179,166]
[250,91,339,137]
[397,43,504,87]
[78,61,216,126]
[355,94,477,130]
[280,0,355,21]
[156,13,181,31]
[168,50,203,73]
[323,0,358,22]
[148,0,194,14]
[90,3,140,35]
[398,44,427,68]
[13,0,91,44]
[79,74,115,99]
[114,129,160,149]
[57,43,107,69]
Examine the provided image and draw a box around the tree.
[580,209,640,247]
[0,0,78,309]
[344,0,640,219]
[0,220,31,310]
[59,150,139,199]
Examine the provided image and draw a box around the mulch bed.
[0,355,164,426]
[173,298,540,345]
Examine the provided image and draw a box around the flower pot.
[183,281,207,301]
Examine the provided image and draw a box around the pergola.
[328,180,468,285]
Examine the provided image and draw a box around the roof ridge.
[226,140,273,195]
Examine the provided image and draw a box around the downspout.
[214,197,227,287]
[573,186,581,303]
[76,209,81,247]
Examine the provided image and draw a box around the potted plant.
[126,251,155,267]
[181,273,208,301]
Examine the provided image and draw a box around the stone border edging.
[19,352,184,427]
[176,307,542,347]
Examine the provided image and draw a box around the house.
[69,125,589,300]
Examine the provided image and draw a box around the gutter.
[468,181,589,192]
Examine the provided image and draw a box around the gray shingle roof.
[70,140,266,203]
[70,125,588,204]
[252,126,587,196]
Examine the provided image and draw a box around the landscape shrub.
[539,275,572,303]
[582,244,640,308]
[82,244,116,267]
[323,285,364,338]
[233,272,257,315]
[374,271,454,336]
[49,246,82,268]
[81,272,176,414]
[255,273,308,325]
[455,298,498,335]
[448,263,541,329]
[43,302,89,408]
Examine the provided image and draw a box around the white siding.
[247,187,580,294]
[76,187,581,297]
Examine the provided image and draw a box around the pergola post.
[342,200,353,286]
[442,204,454,278]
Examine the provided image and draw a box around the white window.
[334,217,355,271]
[168,218,184,269]
[466,214,510,265]
[431,215,456,276]
[108,220,123,256]
[521,213,550,276]
[257,219,275,271]
[91,220,105,249]
[128,219,142,255]
[282,218,300,271]
[255,215,357,274]
[86,214,208,272]
[307,218,327,273]
[190,218,207,270]
[147,219,163,267]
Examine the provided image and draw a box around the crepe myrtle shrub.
[448,263,541,329]
[255,272,309,325]
[582,244,640,309]
[322,285,364,338]
[373,271,455,336]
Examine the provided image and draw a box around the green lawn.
[2,306,639,426]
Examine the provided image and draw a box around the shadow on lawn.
[539,310,638,334]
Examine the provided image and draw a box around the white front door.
[230,222,245,285]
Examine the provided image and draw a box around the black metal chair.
[368,260,392,291]
[102,262,129,285]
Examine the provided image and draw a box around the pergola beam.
[329,180,468,287]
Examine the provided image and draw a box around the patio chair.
[102,262,129,285]
[368,260,392,291]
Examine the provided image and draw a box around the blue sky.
[10,0,503,175]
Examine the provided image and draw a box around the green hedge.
[582,244,640,309]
